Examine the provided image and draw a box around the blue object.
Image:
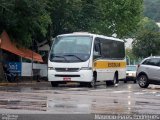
[6,62,22,76]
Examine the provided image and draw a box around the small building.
[0,31,47,79]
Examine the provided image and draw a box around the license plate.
[63,77,71,81]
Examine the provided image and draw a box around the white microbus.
[48,32,126,87]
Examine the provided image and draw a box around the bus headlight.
[81,67,92,70]
[48,67,55,70]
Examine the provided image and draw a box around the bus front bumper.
[48,70,93,82]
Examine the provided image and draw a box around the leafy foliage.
[144,0,160,22]
[93,0,143,38]
[0,0,51,47]
[133,32,160,57]
[48,0,143,38]
[132,17,160,57]
[126,48,137,64]
[0,0,143,47]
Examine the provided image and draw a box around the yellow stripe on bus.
[94,61,126,69]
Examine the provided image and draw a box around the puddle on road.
[91,105,127,114]
[148,85,160,89]
[47,95,137,114]
[64,88,90,91]
[0,87,21,92]
[47,102,90,113]
[135,101,160,106]
[113,99,119,103]
[112,90,131,93]
[0,83,160,114]
[54,104,77,108]
[135,101,149,105]
[0,91,48,112]
[134,92,144,95]
[0,99,47,111]
[0,93,47,101]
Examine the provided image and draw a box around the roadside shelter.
[0,31,43,63]
[0,31,45,78]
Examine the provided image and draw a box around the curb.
[0,82,37,86]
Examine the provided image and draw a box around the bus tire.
[88,76,96,88]
[80,82,86,87]
[124,79,127,83]
[106,74,119,87]
[113,73,119,86]
[106,81,113,86]
[51,81,58,87]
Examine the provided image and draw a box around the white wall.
[22,63,47,77]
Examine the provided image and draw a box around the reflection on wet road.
[0,81,160,114]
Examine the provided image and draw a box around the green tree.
[91,0,143,38]
[137,17,159,32]
[144,0,160,22]
[126,48,138,65]
[0,0,143,47]
[0,0,51,47]
[132,17,160,57]
[48,0,143,38]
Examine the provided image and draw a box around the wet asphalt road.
[0,81,160,119]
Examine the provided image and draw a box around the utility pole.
[31,39,34,83]
[127,56,130,65]
[0,38,5,81]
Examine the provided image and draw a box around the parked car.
[136,56,160,88]
[124,65,137,83]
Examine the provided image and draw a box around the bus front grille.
[55,75,80,77]
[55,68,80,72]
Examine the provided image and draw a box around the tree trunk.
[0,62,5,81]
[0,50,5,81]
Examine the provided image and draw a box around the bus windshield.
[50,36,93,62]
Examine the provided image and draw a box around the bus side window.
[94,44,100,55]
[94,38,101,58]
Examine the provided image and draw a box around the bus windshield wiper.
[64,55,84,62]
[51,55,68,62]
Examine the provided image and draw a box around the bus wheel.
[113,74,119,86]
[51,81,58,87]
[80,82,86,87]
[88,76,96,88]
[106,81,113,86]
[106,74,119,87]
[124,79,127,83]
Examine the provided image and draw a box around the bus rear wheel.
[80,82,86,87]
[51,81,58,87]
[106,81,113,86]
[106,74,119,87]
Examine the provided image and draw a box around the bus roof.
[57,32,124,42]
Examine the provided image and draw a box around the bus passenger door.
[93,39,101,60]
[93,37,115,81]
[93,38,104,81]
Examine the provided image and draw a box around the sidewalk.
[0,79,48,86]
